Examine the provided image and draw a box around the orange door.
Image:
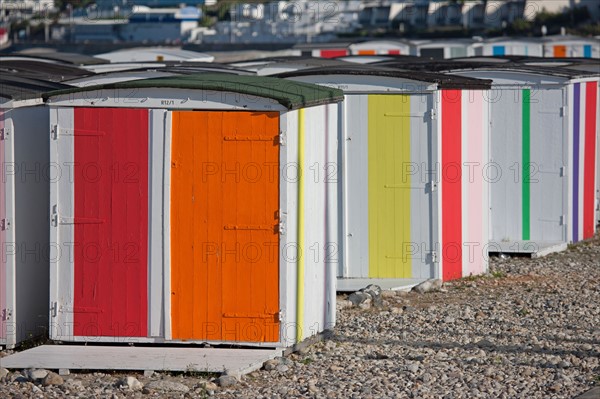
[553,45,567,58]
[171,111,280,343]
[358,50,376,55]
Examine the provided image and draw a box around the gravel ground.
[1,234,599,398]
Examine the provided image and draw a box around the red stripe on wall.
[583,82,598,239]
[74,108,149,337]
[442,90,463,281]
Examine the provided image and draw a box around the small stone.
[216,375,238,388]
[58,369,70,376]
[203,381,218,391]
[348,291,370,306]
[263,359,280,371]
[143,370,154,378]
[412,279,443,294]
[558,361,571,369]
[25,369,49,381]
[275,364,289,373]
[224,369,242,381]
[42,371,64,386]
[145,380,190,393]
[358,297,372,309]
[336,299,353,309]
[118,376,143,391]
[0,368,8,380]
[381,290,397,298]
[406,363,419,373]
[443,316,455,323]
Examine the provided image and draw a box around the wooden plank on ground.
[0,345,282,375]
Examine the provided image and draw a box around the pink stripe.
[465,94,485,276]
[0,111,6,340]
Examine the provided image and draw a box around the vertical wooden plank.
[441,90,463,281]
[204,112,223,341]
[368,95,412,278]
[73,108,149,337]
[522,89,531,241]
[463,92,485,276]
[584,82,598,239]
[0,110,5,341]
[573,83,581,242]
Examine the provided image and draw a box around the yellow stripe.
[368,95,412,278]
[296,109,305,342]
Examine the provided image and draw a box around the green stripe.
[522,89,531,240]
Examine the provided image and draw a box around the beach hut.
[445,66,599,250]
[349,40,411,56]
[44,74,342,347]
[541,36,600,59]
[276,65,492,289]
[292,43,351,58]
[412,39,477,59]
[480,38,544,57]
[0,77,69,348]
[378,59,600,241]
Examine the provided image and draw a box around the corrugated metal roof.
[44,73,344,110]
[376,60,598,79]
[274,65,493,90]
[0,59,93,82]
[13,50,108,65]
[0,76,70,101]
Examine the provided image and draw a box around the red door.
[72,108,149,337]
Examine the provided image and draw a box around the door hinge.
[560,215,566,226]
[429,109,437,120]
[52,212,104,226]
[1,308,12,321]
[0,218,11,231]
[428,181,438,193]
[279,131,286,146]
[51,124,59,140]
[0,127,10,140]
[278,310,285,322]
[560,106,567,117]
[560,166,566,177]
[430,251,439,263]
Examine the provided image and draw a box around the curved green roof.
[44,73,344,110]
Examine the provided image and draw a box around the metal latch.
[430,181,438,193]
[1,308,12,321]
[279,220,286,236]
[51,124,59,140]
[429,109,437,120]
[430,251,439,263]
[560,106,567,117]
[0,219,10,231]
[560,166,566,177]
[50,302,58,318]
[560,215,566,226]
[279,131,286,146]
[0,127,10,140]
